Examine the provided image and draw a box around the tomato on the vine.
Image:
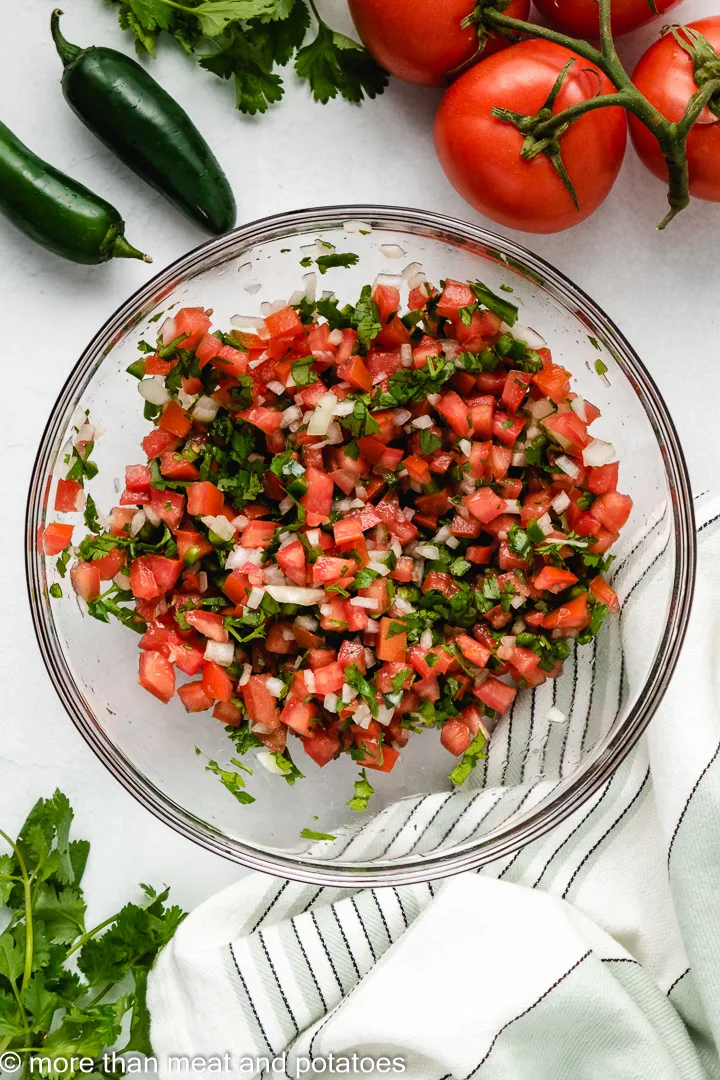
[347,0,531,87]
[630,18,720,202]
[532,0,680,40]
[433,40,627,233]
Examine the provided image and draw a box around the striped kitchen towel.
[147,494,720,1080]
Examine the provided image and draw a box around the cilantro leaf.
[448,730,488,786]
[200,28,284,114]
[316,252,359,274]
[295,22,388,104]
[82,494,101,534]
[291,355,319,385]
[344,664,378,718]
[192,0,282,38]
[351,285,382,351]
[347,769,374,812]
[201,754,256,804]
[418,429,442,455]
[371,356,455,407]
[300,828,336,841]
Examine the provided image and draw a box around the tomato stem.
[480,0,720,227]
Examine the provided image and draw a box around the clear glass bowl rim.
[26,204,696,888]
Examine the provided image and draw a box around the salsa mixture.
[44,271,632,802]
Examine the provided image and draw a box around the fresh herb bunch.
[0,792,185,1078]
[103,0,388,114]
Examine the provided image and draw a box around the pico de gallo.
[44,272,631,801]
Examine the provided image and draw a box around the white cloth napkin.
[148,493,720,1080]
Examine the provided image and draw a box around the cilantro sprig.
[104,0,387,114]
[0,791,186,1074]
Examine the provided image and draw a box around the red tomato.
[441,719,472,756]
[54,478,83,513]
[202,661,234,703]
[138,651,175,703]
[187,481,224,518]
[630,20,720,203]
[177,681,214,713]
[242,675,282,729]
[93,547,126,581]
[302,729,341,768]
[434,41,627,233]
[70,561,101,602]
[348,0,530,87]
[378,617,407,662]
[42,523,74,556]
[474,676,517,715]
[534,0,679,38]
[175,307,211,351]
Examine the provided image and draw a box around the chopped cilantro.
[316,252,359,274]
[448,730,488,786]
[290,355,319,386]
[345,664,379,718]
[418,429,442,454]
[347,769,375,812]
[49,583,62,599]
[300,828,337,840]
[352,285,382,351]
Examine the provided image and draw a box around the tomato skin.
[348,0,530,87]
[630,19,720,202]
[434,41,627,233]
[138,651,175,704]
[534,0,679,39]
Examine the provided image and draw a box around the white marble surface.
[2,0,718,923]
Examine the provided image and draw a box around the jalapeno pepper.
[51,10,237,237]
[0,120,149,265]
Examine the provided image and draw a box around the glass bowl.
[26,205,695,887]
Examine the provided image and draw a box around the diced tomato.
[142,428,180,459]
[319,596,349,631]
[54,478,83,513]
[437,391,473,437]
[175,529,213,564]
[149,487,186,531]
[543,594,590,631]
[374,495,419,544]
[591,492,632,532]
[314,661,345,695]
[590,575,620,613]
[175,307,211,351]
[532,566,579,593]
[266,622,298,654]
[202,661,234,702]
[300,466,333,526]
[129,557,160,600]
[378,617,407,662]
[240,520,275,549]
[159,400,192,439]
[138,651,175,703]
[338,354,372,393]
[69,561,101,602]
[238,406,283,435]
[302,729,341,767]
[436,279,475,318]
[474,677,517,715]
[467,543,495,564]
[492,411,525,446]
[146,555,184,592]
[464,487,507,524]
[184,610,229,642]
[282,699,318,737]
[264,306,304,341]
[43,522,74,556]
[144,355,173,376]
[509,646,540,676]
[455,633,490,669]
[177,681,214,712]
[355,738,399,773]
[242,675,282,728]
[403,455,431,485]
[359,576,391,615]
[187,481,223,518]
[441,719,472,757]
[92,546,126,581]
[389,555,414,582]
[213,699,243,726]
[501,371,532,414]
[586,462,619,494]
[126,464,152,492]
[533,364,571,404]
[408,644,454,680]
[543,412,590,455]
[108,507,136,535]
[159,452,200,481]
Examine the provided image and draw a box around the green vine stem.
[477,0,720,227]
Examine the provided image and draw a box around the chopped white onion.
[328,329,344,346]
[373,273,404,290]
[446,536,460,549]
[458,438,472,457]
[160,316,177,345]
[350,596,378,609]
[393,408,412,427]
[246,586,265,609]
[265,676,285,698]
[393,597,415,615]
[510,596,525,610]
[511,323,546,350]
[230,314,265,330]
[411,414,433,430]
[74,422,95,447]
[511,451,528,468]
[376,703,394,727]
[504,499,521,515]
[400,344,413,368]
[343,219,372,234]
[114,571,132,591]
[552,491,571,514]
[408,272,428,291]
[555,455,581,479]
[582,439,618,468]
[261,299,288,318]
[256,751,288,774]
[304,669,317,693]
[295,615,319,633]
[177,389,198,411]
[420,629,433,651]
[352,702,373,729]
[433,526,451,544]
[266,380,285,396]
[526,398,555,420]
[342,683,359,704]
[366,617,380,633]
[144,504,161,527]
[238,664,252,687]
[570,396,588,422]
[332,400,356,417]
[225,546,252,570]
[306,529,320,545]
[537,513,554,535]
[380,243,406,259]
[266,585,325,605]
[324,693,339,712]
[202,515,236,542]
[192,395,220,423]
[367,561,391,577]
[546,706,567,724]
[402,261,424,281]
[307,392,338,436]
[138,377,170,406]
[279,495,294,514]
[303,272,317,303]
[204,640,235,667]
[415,544,440,560]
[280,405,302,429]
[244,283,262,296]
[365,647,376,668]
